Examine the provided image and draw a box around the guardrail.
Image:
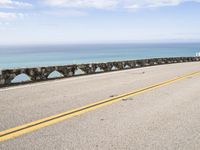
[0,57,200,87]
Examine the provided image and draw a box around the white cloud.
[0,0,32,8]
[43,0,200,10]
[0,12,24,20]
[43,9,88,17]
[43,0,118,9]
[124,0,200,9]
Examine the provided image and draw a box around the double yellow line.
[1,70,200,142]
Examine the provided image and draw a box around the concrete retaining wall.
[0,57,200,87]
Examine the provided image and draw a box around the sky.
[0,0,200,45]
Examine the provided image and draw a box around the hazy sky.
[0,0,200,45]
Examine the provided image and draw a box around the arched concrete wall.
[0,57,200,87]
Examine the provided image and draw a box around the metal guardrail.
[0,57,200,87]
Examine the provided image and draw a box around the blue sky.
[0,0,200,45]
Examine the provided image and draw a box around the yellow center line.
[1,70,200,142]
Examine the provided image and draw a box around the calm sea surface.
[0,43,200,69]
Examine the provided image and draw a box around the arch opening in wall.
[151,61,157,65]
[48,70,64,79]
[124,65,130,69]
[75,68,85,75]
[11,73,31,83]
[135,62,141,67]
[95,67,104,73]
[111,66,118,70]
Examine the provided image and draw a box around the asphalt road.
[1,62,200,150]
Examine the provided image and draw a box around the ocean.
[0,43,200,69]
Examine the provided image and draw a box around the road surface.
[1,62,200,149]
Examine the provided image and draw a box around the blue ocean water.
[0,43,200,69]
